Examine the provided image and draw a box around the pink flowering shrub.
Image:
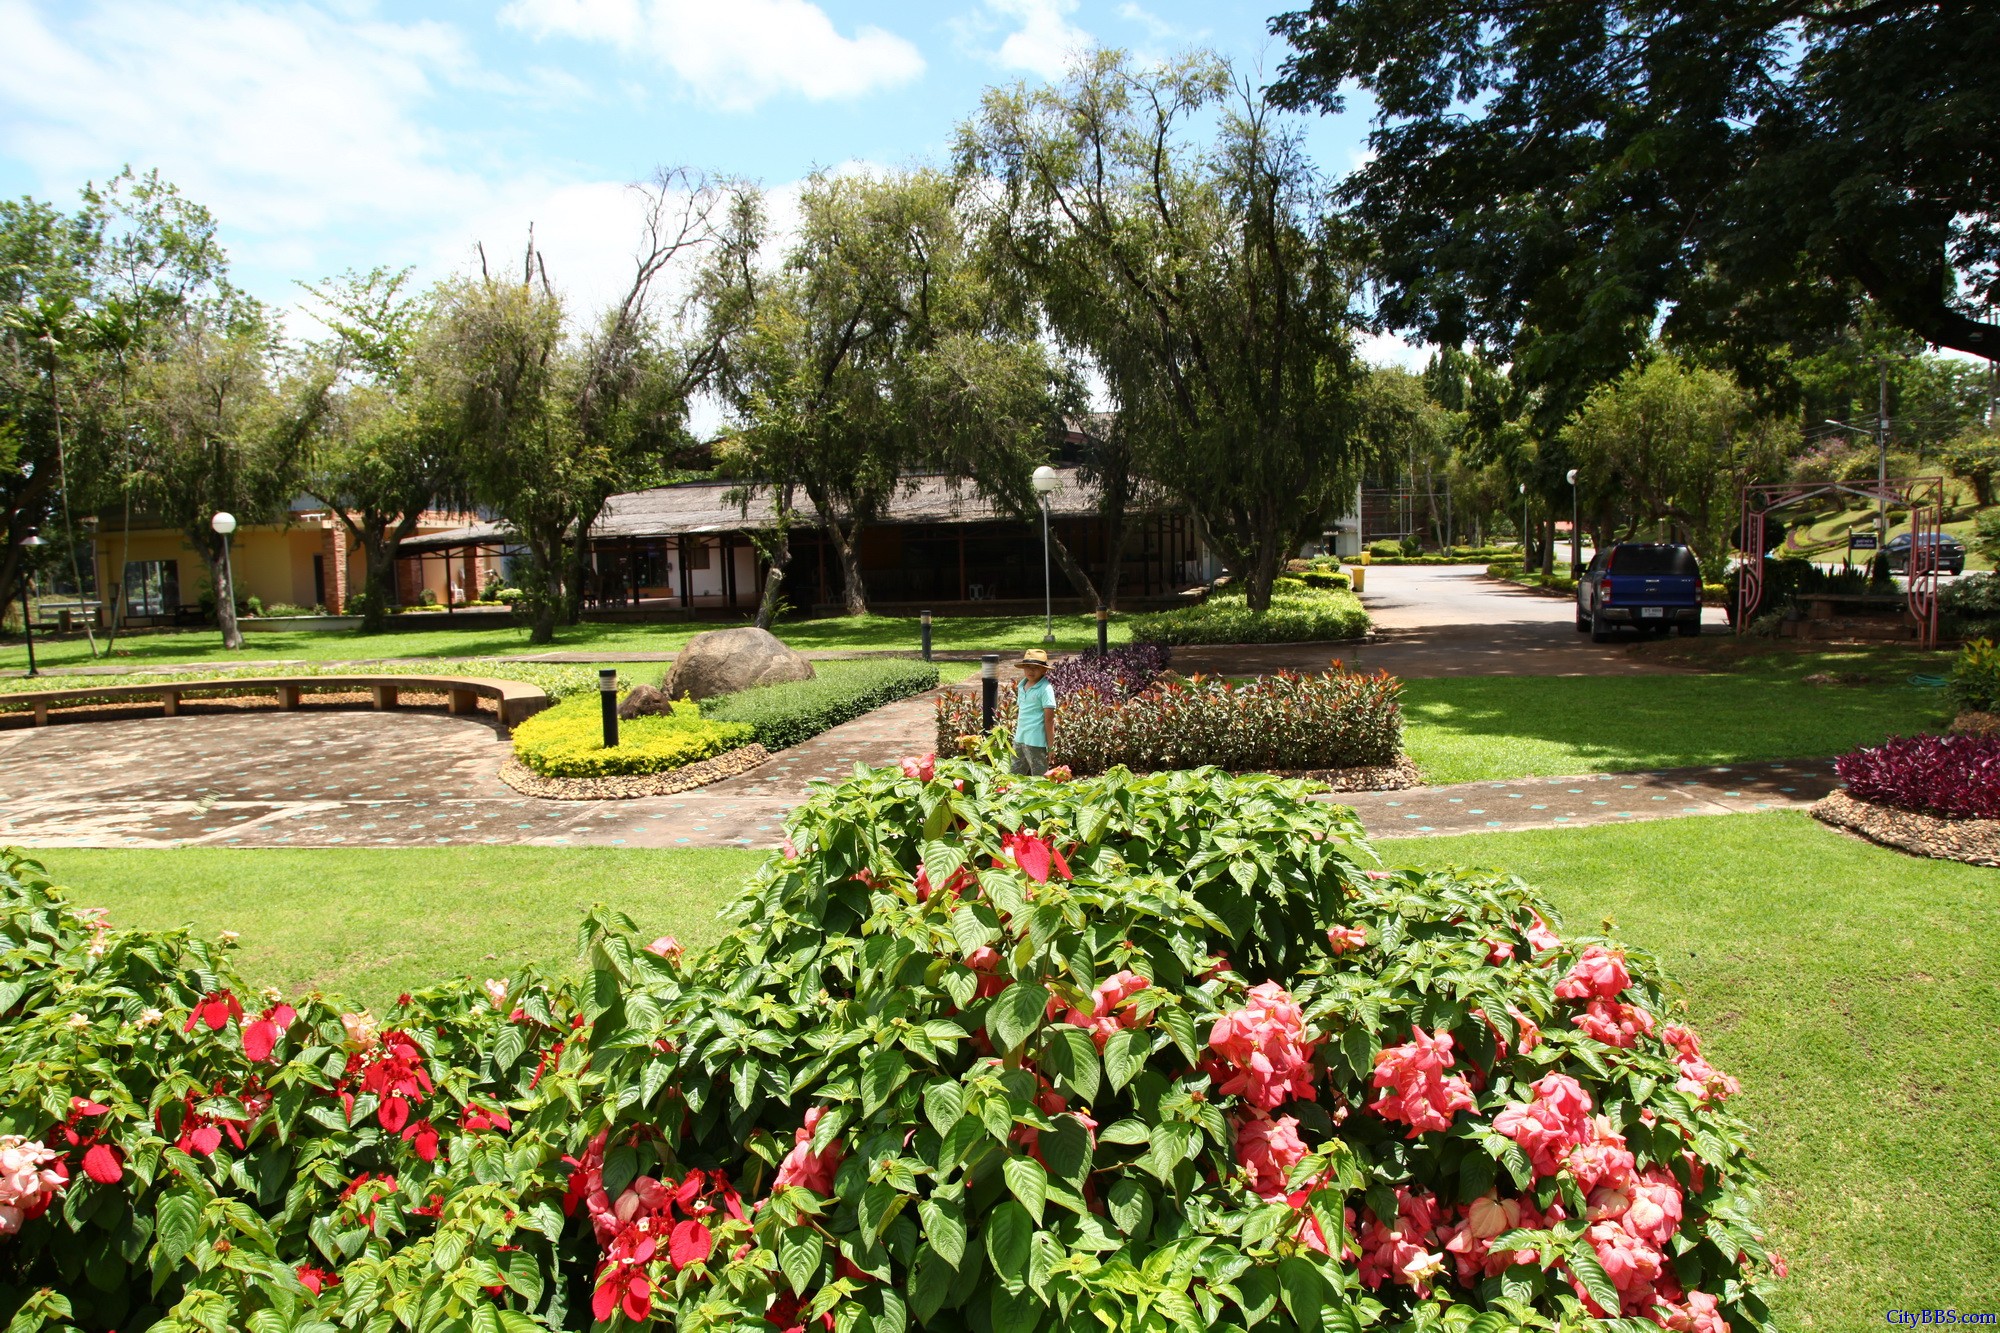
[0,761,1779,1332]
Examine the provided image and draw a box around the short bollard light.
[1096,603,1109,657]
[921,608,933,662]
[981,653,1000,731]
[599,668,620,749]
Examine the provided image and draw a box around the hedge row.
[700,659,941,751]
[511,694,752,776]
[0,760,1780,1332]
[1127,588,1370,646]
[937,665,1404,774]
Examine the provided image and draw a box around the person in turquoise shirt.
[1012,648,1056,775]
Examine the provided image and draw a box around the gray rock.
[617,683,673,720]
[661,627,815,701]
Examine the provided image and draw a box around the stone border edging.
[1811,789,2000,867]
[498,744,771,801]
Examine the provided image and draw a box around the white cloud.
[1357,330,1432,371]
[1115,2,1182,43]
[977,0,1093,81]
[498,0,924,111]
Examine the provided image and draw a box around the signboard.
[1847,532,1879,551]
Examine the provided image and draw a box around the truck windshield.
[1609,546,1700,577]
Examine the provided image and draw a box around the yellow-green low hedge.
[510,694,754,777]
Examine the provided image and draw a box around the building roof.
[402,468,1120,550]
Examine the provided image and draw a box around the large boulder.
[662,627,815,701]
[617,683,672,720]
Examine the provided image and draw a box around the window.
[683,539,711,571]
[122,560,180,617]
[1608,545,1700,577]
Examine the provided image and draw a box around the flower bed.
[0,761,1779,1331]
[510,693,753,777]
[700,658,940,751]
[1045,643,1172,700]
[1127,587,1370,645]
[937,665,1404,774]
[1832,732,2000,820]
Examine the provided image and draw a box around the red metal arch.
[1735,478,1946,647]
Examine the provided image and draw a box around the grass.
[1385,813,1999,1331]
[34,846,765,1006]
[1401,644,1955,783]
[21,812,1995,1329]
[0,612,1135,674]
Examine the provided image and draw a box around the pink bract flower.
[1555,946,1632,1000]
[1206,982,1319,1111]
[1326,925,1367,955]
[0,1137,67,1235]
[1064,971,1149,1050]
[1526,913,1561,952]
[1439,1193,1558,1284]
[996,830,1072,884]
[646,936,684,962]
[1574,998,1655,1048]
[1654,1290,1730,1333]
[773,1106,843,1196]
[1492,1073,1594,1178]
[1369,1028,1476,1138]
[1576,1219,1666,1316]
[1043,765,1074,782]
[1674,1053,1742,1104]
[1232,1111,1307,1199]
[1566,1116,1637,1194]
[1485,937,1515,964]
[1356,1186,1445,1293]
[899,753,936,782]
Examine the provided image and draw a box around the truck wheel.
[1590,610,1613,643]
[1576,606,1591,633]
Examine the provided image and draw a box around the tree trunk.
[564,523,593,627]
[754,487,796,631]
[208,541,244,651]
[827,519,867,616]
[525,529,565,644]
[1048,525,1099,608]
[1242,519,1282,612]
[1539,518,1556,577]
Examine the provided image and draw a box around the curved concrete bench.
[5,674,551,734]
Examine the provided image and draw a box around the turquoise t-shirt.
[1014,677,1056,747]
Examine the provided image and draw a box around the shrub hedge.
[937,666,1404,774]
[1941,574,2000,640]
[700,659,940,751]
[1949,638,2000,713]
[511,694,753,777]
[1834,732,2000,819]
[1127,588,1370,646]
[0,760,1780,1332]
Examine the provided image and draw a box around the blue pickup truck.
[1576,543,1704,641]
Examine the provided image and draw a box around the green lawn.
[0,612,1134,673]
[22,812,1996,1329]
[1401,657,1952,783]
[1389,813,1997,1331]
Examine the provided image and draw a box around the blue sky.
[0,0,1402,359]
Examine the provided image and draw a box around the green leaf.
[1234,1266,1279,1326]
[1566,1240,1620,1315]
[910,1249,953,1323]
[924,1082,965,1137]
[1044,1025,1101,1103]
[1039,1116,1092,1189]
[985,1200,1033,1287]
[1098,1119,1151,1146]
[153,1191,200,1272]
[861,1049,911,1118]
[918,1198,966,1268]
[987,982,1049,1054]
[780,1227,825,1295]
[490,1023,525,1072]
[1276,1257,1324,1331]
[1003,1156,1048,1226]
[1105,1178,1153,1239]
[1103,1028,1145,1091]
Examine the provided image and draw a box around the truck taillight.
[1601,580,1612,605]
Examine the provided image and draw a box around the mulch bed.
[1811,789,2000,867]
[498,745,771,801]
[1261,756,1423,792]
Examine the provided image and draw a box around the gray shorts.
[1011,743,1047,776]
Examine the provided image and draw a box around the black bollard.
[599,668,620,748]
[1096,603,1108,657]
[980,653,999,731]
[921,608,932,662]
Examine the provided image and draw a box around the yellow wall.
[94,521,326,620]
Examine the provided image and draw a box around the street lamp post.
[1032,466,1060,645]
[210,512,240,650]
[1566,468,1580,575]
[16,529,47,678]
[1519,482,1529,564]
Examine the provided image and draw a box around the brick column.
[322,521,350,613]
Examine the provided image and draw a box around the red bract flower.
[996,830,1072,884]
[1573,999,1655,1049]
[1205,982,1319,1111]
[669,1217,714,1270]
[242,1003,296,1064]
[341,1030,434,1133]
[1063,970,1149,1050]
[899,753,936,781]
[80,1143,121,1184]
[184,990,243,1033]
[400,1119,441,1162]
[460,1104,512,1134]
[773,1106,843,1195]
[1554,946,1631,1001]
[1492,1073,1594,1179]
[1369,1028,1476,1137]
[296,1264,340,1295]
[1326,925,1367,955]
[915,862,978,903]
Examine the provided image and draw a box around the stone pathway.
[1342,759,1839,838]
[0,692,942,851]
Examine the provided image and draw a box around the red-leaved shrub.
[1834,732,2000,819]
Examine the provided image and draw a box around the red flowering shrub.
[937,665,1403,773]
[1834,731,2000,819]
[0,758,1779,1333]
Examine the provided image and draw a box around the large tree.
[299,268,460,630]
[963,51,1376,610]
[1269,0,2000,387]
